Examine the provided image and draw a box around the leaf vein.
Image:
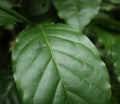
[53,49,102,92]
[15,35,39,60]
[32,58,52,102]
[67,90,88,104]
[48,35,98,58]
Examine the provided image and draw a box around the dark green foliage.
[0,0,120,104]
[0,69,23,104]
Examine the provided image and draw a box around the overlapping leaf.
[54,0,102,31]
[12,24,111,104]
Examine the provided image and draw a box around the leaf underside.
[12,24,111,104]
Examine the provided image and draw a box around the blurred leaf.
[54,0,102,32]
[21,0,51,16]
[94,13,120,32]
[109,0,120,4]
[112,38,120,82]
[94,27,120,83]
[93,26,120,103]
[103,0,120,4]
[0,0,22,26]
[94,27,115,51]
[0,0,22,8]
[0,69,23,104]
[12,23,111,104]
[0,10,21,26]
[0,5,30,26]
[0,0,13,8]
[101,2,115,11]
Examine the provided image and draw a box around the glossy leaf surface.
[54,0,101,31]
[12,24,111,104]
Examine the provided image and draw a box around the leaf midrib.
[39,25,96,104]
[39,25,68,104]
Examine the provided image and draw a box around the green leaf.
[54,0,102,32]
[112,38,120,82]
[93,27,115,51]
[0,0,26,26]
[0,10,21,26]
[94,27,120,83]
[93,13,120,32]
[101,2,115,11]
[0,69,23,104]
[108,0,120,4]
[21,0,51,16]
[0,0,13,8]
[12,23,111,104]
[103,0,120,4]
[0,5,30,26]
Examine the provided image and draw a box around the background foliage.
[0,0,120,104]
